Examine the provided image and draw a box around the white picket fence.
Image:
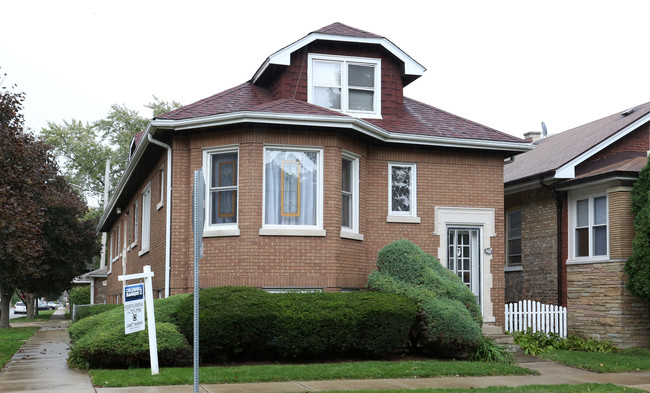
[504,300,567,337]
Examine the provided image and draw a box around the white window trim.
[567,189,609,263]
[341,151,363,241]
[202,145,240,238]
[260,145,325,237]
[157,166,164,210]
[130,202,138,249]
[387,162,419,223]
[307,53,382,119]
[139,182,151,256]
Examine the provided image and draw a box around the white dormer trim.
[554,112,650,180]
[252,32,426,84]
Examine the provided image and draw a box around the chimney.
[523,131,541,143]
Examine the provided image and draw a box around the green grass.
[540,347,650,373]
[89,359,537,387]
[313,385,644,393]
[11,310,54,323]
[0,327,39,368]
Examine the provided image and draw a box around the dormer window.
[308,54,381,118]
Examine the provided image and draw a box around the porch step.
[482,325,504,336]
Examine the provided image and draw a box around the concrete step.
[482,325,503,335]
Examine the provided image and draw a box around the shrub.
[470,336,515,364]
[511,329,618,355]
[69,306,122,342]
[274,291,416,358]
[69,322,191,369]
[69,286,90,308]
[176,286,278,360]
[367,239,482,354]
[74,304,120,321]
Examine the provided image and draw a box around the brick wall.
[104,125,507,328]
[567,261,650,348]
[505,187,559,304]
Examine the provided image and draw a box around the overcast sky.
[2,0,649,139]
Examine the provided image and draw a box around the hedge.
[69,286,90,308]
[367,239,482,354]
[176,286,278,360]
[74,304,120,321]
[274,291,416,358]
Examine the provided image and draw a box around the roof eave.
[251,32,426,84]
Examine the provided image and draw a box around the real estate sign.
[124,283,145,335]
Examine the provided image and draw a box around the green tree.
[625,157,650,303]
[41,96,181,205]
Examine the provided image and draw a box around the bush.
[274,291,416,358]
[74,304,119,321]
[69,322,191,369]
[470,336,515,364]
[176,287,278,361]
[367,239,482,354]
[512,329,618,355]
[69,286,90,308]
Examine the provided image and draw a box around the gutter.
[147,131,172,299]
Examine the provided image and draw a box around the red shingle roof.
[314,22,383,38]
[157,82,523,144]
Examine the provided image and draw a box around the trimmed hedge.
[69,286,90,308]
[274,291,417,358]
[69,322,191,369]
[74,304,120,321]
[367,239,482,354]
[176,287,278,360]
[68,295,192,368]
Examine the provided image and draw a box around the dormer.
[251,22,426,119]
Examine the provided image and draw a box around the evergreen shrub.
[69,286,90,308]
[625,157,650,303]
[274,291,416,358]
[175,286,278,360]
[367,239,482,354]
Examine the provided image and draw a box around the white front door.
[447,228,481,306]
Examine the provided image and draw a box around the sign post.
[118,265,158,375]
[192,169,205,393]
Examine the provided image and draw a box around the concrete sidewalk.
[0,308,94,393]
[1,312,649,393]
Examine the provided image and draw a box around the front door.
[448,228,481,306]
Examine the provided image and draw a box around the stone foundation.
[567,261,650,348]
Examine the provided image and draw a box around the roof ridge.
[314,22,382,38]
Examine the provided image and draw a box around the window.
[574,195,608,258]
[203,147,239,236]
[308,54,381,118]
[131,202,138,248]
[341,152,362,240]
[139,183,151,255]
[507,211,522,266]
[157,167,164,210]
[110,226,120,262]
[387,163,419,222]
[262,146,323,234]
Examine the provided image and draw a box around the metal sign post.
[192,169,205,393]
[118,265,158,375]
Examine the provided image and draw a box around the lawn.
[540,347,650,373]
[10,310,54,323]
[89,359,537,387]
[312,385,645,393]
[0,326,39,368]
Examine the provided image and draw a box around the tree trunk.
[0,284,12,328]
[25,293,35,319]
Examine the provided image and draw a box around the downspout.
[147,132,172,298]
[539,177,564,306]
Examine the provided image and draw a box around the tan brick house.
[504,101,650,347]
[97,23,529,329]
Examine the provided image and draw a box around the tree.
[0,75,98,327]
[41,96,181,205]
[0,78,55,327]
[625,157,650,303]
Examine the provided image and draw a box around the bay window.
[262,146,323,234]
[341,152,362,239]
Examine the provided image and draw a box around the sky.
[2,0,650,139]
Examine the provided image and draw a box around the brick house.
[97,23,529,329]
[504,101,650,347]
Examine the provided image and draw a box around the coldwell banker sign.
[124,283,145,334]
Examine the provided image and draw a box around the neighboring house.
[98,23,530,330]
[504,101,650,347]
[71,267,107,305]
